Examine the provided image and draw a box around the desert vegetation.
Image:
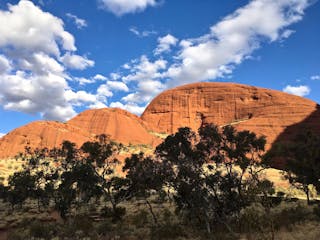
[0,124,319,239]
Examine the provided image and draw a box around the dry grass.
[0,159,24,185]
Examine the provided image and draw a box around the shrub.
[101,206,126,222]
[131,209,149,227]
[29,221,56,240]
[150,223,186,240]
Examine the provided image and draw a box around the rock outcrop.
[67,108,158,146]
[141,82,320,149]
[0,83,319,162]
[0,121,93,158]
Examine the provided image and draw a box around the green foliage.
[101,206,126,222]
[6,124,316,239]
[155,124,269,234]
[123,153,164,224]
[266,130,320,204]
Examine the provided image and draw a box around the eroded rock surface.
[0,121,93,158]
[67,108,158,146]
[142,82,320,149]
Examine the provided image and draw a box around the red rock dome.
[0,121,93,158]
[141,82,320,149]
[67,108,158,146]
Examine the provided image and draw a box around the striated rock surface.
[0,83,319,163]
[0,121,93,158]
[67,108,158,146]
[142,82,320,150]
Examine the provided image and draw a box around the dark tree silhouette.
[155,124,270,234]
[280,131,320,204]
[123,152,164,225]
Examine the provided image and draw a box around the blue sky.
[0,0,319,136]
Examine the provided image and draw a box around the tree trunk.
[205,218,211,234]
[304,185,310,205]
[146,199,158,225]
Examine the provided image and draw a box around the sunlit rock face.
[0,121,93,158]
[67,108,159,146]
[142,82,320,150]
[1,82,319,164]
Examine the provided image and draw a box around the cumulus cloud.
[61,52,94,70]
[110,102,145,115]
[122,55,167,82]
[164,0,311,87]
[65,90,101,106]
[0,1,97,121]
[0,55,11,74]
[66,13,87,29]
[107,81,129,92]
[154,34,178,55]
[0,133,5,138]
[111,0,311,116]
[93,74,107,81]
[283,85,311,97]
[99,0,158,16]
[93,80,130,104]
[0,0,76,55]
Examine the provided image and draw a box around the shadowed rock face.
[266,105,320,168]
[0,121,93,158]
[141,82,319,150]
[67,108,159,146]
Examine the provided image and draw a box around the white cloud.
[97,84,113,98]
[129,26,157,37]
[65,90,100,106]
[110,102,145,115]
[154,34,178,55]
[74,77,95,85]
[0,0,76,56]
[107,81,129,92]
[280,29,295,39]
[93,80,130,104]
[311,75,320,80]
[42,105,76,121]
[0,55,11,74]
[99,0,158,16]
[122,55,167,82]
[93,74,107,81]
[61,52,94,70]
[0,1,99,121]
[283,85,311,97]
[73,74,109,85]
[164,0,310,87]
[0,133,5,138]
[109,0,311,116]
[66,13,87,29]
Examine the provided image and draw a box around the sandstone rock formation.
[67,108,159,146]
[0,83,319,162]
[0,108,161,159]
[0,121,93,158]
[141,82,320,150]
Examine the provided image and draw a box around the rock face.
[0,83,319,162]
[0,121,93,158]
[67,108,158,146]
[141,82,320,150]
